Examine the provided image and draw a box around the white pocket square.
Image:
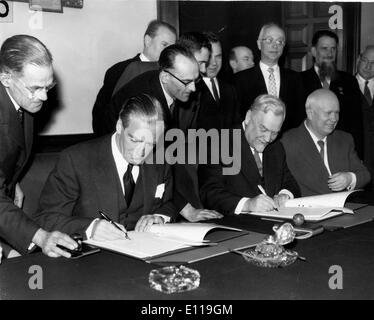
[155,183,165,199]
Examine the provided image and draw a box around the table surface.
[1,202,374,300]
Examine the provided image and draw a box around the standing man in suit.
[301,30,363,158]
[281,89,370,196]
[107,44,200,134]
[197,32,241,130]
[0,35,78,258]
[233,23,304,132]
[229,46,255,74]
[199,94,300,215]
[356,45,374,189]
[92,20,177,136]
[34,94,177,237]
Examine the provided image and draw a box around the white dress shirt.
[304,121,356,189]
[139,53,150,62]
[203,77,220,99]
[356,73,374,100]
[259,61,280,97]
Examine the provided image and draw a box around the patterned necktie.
[268,67,277,96]
[317,140,325,161]
[364,80,372,105]
[210,78,220,102]
[17,108,24,127]
[123,164,135,206]
[253,150,263,176]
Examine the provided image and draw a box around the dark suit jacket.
[0,83,39,254]
[34,136,177,236]
[301,67,364,158]
[281,123,370,196]
[92,54,140,136]
[196,78,241,130]
[357,86,374,190]
[233,64,305,132]
[198,126,300,215]
[172,78,242,213]
[106,70,172,135]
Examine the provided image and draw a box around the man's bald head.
[305,89,339,139]
[229,46,254,73]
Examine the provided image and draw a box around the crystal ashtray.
[149,265,200,294]
[241,248,299,268]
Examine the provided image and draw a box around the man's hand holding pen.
[90,220,129,241]
[89,211,130,241]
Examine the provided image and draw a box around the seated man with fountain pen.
[33,94,177,243]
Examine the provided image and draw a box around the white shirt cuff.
[154,214,170,223]
[347,172,357,190]
[278,189,294,199]
[235,197,250,214]
[86,218,100,239]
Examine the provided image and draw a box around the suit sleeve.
[198,163,243,215]
[0,142,39,254]
[346,134,371,189]
[34,150,94,235]
[279,150,302,198]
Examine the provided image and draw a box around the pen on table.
[98,210,131,240]
[257,185,279,211]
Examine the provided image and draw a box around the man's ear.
[144,34,152,49]
[159,70,168,85]
[0,72,11,87]
[244,109,252,125]
[311,47,317,59]
[257,39,262,51]
[116,119,123,134]
[229,60,236,72]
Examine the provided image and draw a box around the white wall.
[0,0,157,135]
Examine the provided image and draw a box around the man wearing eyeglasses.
[301,30,363,159]
[356,45,374,189]
[233,22,304,133]
[0,35,78,260]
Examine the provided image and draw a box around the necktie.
[17,108,24,127]
[268,67,277,96]
[123,164,135,206]
[317,140,325,161]
[169,101,175,115]
[321,77,329,89]
[253,150,263,176]
[364,80,372,105]
[210,78,220,102]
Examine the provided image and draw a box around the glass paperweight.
[240,223,300,268]
[149,265,200,294]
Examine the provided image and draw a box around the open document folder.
[84,223,244,260]
[249,190,360,221]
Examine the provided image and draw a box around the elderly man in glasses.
[233,22,304,133]
[0,35,78,260]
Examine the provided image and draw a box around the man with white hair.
[233,22,304,132]
[199,94,300,215]
[281,89,370,196]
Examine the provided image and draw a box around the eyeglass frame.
[359,56,374,68]
[163,69,201,87]
[260,37,286,47]
[14,76,56,99]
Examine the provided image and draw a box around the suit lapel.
[255,65,268,93]
[239,127,262,185]
[298,124,330,177]
[92,136,123,221]
[141,163,159,214]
